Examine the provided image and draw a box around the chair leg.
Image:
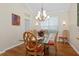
[55,45,57,56]
[62,39,64,44]
[67,39,69,44]
[63,39,67,44]
[66,39,68,44]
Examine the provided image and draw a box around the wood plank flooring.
[0,42,78,56]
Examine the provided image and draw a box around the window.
[40,16,59,32]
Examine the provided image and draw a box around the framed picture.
[77,3,79,26]
[12,13,20,25]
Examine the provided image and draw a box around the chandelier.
[35,4,49,21]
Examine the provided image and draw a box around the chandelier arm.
[35,4,49,21]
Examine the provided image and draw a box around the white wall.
[68,3,79,54]
[0,4,31,52]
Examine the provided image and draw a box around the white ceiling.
[26,3,72,16]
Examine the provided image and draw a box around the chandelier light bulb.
[47,16,50,19]
[35,16,38,19]
[62,21,66,25]
[43,10,47,17]
[38,11,41,16]
[43,10,46,13]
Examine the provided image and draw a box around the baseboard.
[0,42,24,54]
[69,42,79,54]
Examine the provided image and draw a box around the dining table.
[37,31,58,56]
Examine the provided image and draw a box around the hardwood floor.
[0,42,78,56]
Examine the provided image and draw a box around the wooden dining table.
[37,31,58,56]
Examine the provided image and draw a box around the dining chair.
[47,32,58,55]
[23,32,44,56]
[58,30,69,44]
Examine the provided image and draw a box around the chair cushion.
[59,35,67,39]
[48,40,55,45]
[59,35,63,37]
[36,45,43,52]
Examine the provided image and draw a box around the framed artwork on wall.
[12,13,20,25]
[77,3,79,26]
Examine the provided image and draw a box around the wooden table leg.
[44,44,49,56]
